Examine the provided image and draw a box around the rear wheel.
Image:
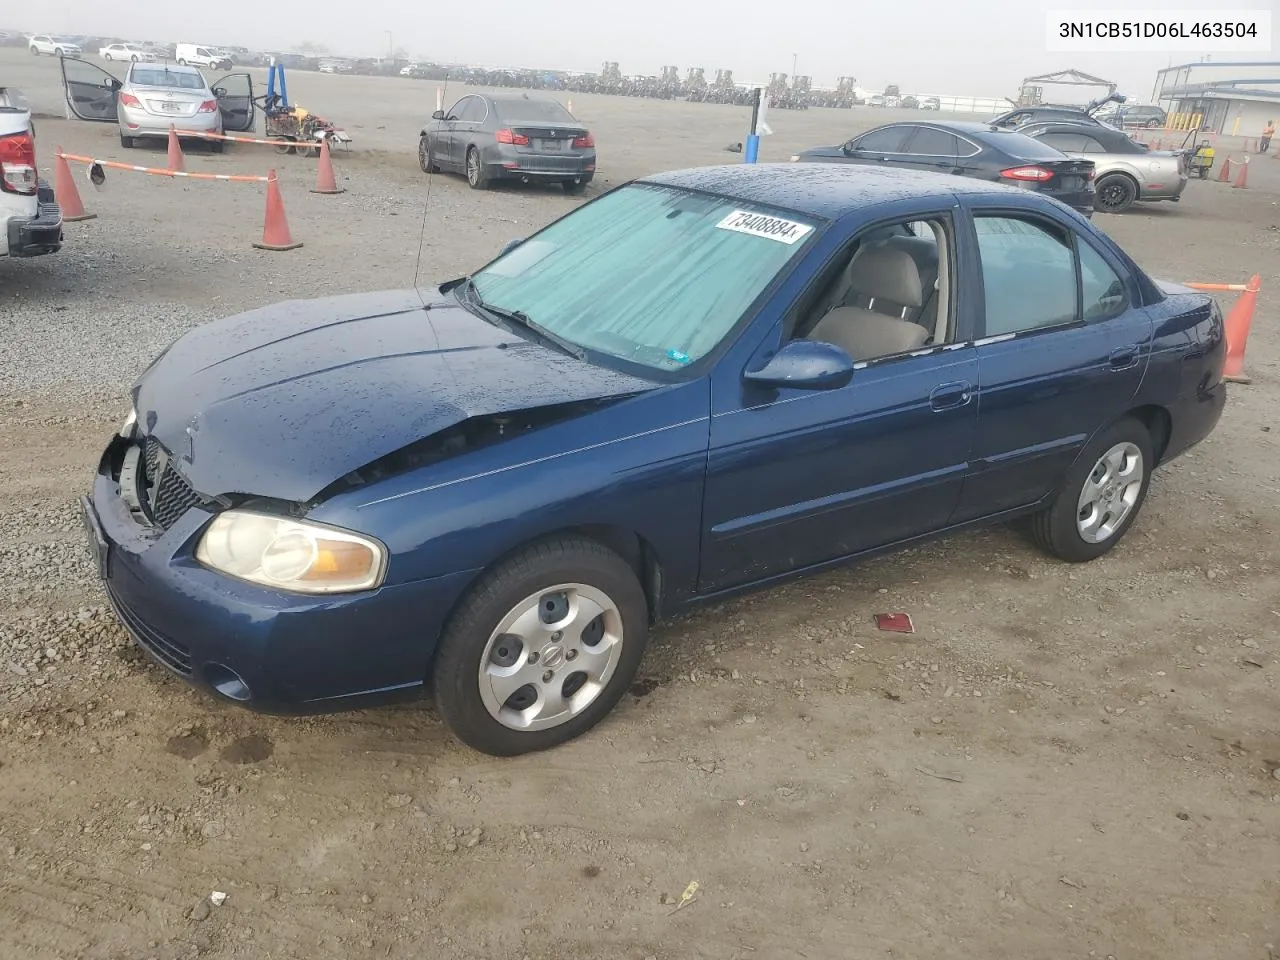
[562,178,587,194]
[177,58,187,65]
[466,146,488,190]
[432,537,650,756]
[1146,118,1161,128]
[1029,417,1153,562]
[119,133,134,148]
[1094,173,1137,214]
[209,139,225,154]
[30,46,39,56]
[54,48,64,57]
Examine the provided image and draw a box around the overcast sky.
[16,0,1269,100]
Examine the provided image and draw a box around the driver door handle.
[930,380,973,411]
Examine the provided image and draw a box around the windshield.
[131,68,206,90]
[495,98,573,122]
[470,183,818,374]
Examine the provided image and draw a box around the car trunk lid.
[508,122,589,153]
[133,89,207,119]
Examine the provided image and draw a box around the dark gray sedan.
[419,93,596,193]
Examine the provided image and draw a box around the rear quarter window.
[993,130,1075,161]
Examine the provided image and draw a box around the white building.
[1151,60,1280,135]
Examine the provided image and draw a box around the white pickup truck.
[0,87,63,260]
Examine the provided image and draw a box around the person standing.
[1261,120,1275,153]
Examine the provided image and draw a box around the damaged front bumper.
[83,432,475,713]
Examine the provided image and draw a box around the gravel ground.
[2,48,1279,960]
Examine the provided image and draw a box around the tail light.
[999,165,1054,183]
[119,92,142,108]
[572,132,594,148]
[0,130,37,195]
[495,129,529,145]
[197,99,218,113]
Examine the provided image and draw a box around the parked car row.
[794,112,1189,215]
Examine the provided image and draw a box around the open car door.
[61,57,120,122]
[211,73,255,132]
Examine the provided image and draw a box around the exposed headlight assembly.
[196,510,387,595]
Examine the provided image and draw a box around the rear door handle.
[1109,345,1140,370]
[930,380,973,411]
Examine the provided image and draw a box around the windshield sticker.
[666,349,691,365]
[716,210,813,244]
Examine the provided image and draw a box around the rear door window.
[905,127,961,156]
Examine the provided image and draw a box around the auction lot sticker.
[717,210,814,244]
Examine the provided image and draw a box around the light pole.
[792,53,797,79]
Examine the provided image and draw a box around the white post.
[435,87,443,112]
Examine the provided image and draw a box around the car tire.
[418,136,439,173]
[465,146,489,190]
[31,46,39,56]
[1094,173,1138,214]
[1147,118,1161,128]
[120,133,134,148]
[131,55,138,62]
[177,58,187,65]
[562,179,587,195]
[54,48,63,57]
[210,139,225,154]
[432,536,650,757]
[1029,417,1154,563]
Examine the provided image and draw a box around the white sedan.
[28,35,83,58]
[99,43,157,62]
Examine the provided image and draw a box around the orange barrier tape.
[173,129,305,148]
[57,152,270,182]
[1184,282,1249,292]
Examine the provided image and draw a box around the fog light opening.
[203,663,252,701]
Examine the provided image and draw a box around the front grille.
[140,437,202,530]
[107,583,193,676]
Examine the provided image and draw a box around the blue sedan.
[82,163,1227,756]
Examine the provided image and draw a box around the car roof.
[640,163,1027,221]
[485,92,564,104]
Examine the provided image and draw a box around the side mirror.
[743,339,855,391]
[212,87,226,97]
[431,109,445,120]
[842,140,858,154]
[499,238,524,256]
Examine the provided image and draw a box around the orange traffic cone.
[1222,274,1260,384]
[310,138,344,194]
[252,171,303,251]
[1217,156,1231,182]
[166,125,185,173]
[1232,156,1249,188]
[53,148,95,221]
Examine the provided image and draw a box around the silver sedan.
[116,63,223,148]
[1020,121,1189,214]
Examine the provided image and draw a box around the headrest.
[846,244,924,308]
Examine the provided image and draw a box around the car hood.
[132,288,660,503]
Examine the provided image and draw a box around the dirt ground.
[2,49,1279,960]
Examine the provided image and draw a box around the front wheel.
[1094,173,1137,214]
[1029,418,1154,562]
[465,146,489,190]
[418,136,438,173]
[432,537,650,756]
